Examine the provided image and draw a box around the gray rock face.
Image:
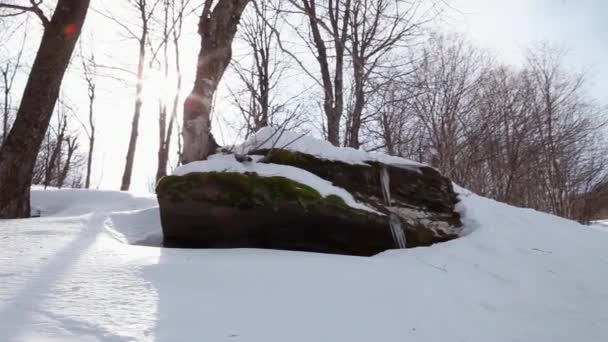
[157,149,462,256]
[251,149,462,247]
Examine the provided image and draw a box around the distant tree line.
[31,98,85,189]
[361,35,608,223]
[228,3,608,222]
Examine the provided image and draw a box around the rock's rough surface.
[157,147,462,256]
[157,172,394,256]
[251,149,462,246]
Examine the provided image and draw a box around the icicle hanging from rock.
[389,213,407,249]
[380,166,392,206]
[380,165,407,248]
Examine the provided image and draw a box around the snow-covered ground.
[591,220,608,232]
[1,186,607,342]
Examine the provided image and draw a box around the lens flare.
[64,24,78,38]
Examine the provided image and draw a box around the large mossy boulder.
[157,149,463,256]
[157,172,395,256]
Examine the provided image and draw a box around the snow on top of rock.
[173,128,426,213]
[174,154,380,214]
[237,127,423,168]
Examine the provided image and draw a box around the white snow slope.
[1,186,608,342]
[591,220,608,232]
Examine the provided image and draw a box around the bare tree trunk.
[0,0,90,218]
[347,56,365,148]
[121,37,146,191]
[2,74,8,143]
[80,46,97,189]
[328,0,349,146]
[168,27,183,170]
[182,0,251,163]
[156,106,168,181]
[287,0,350,146]
[119,0,158,191]
[155,4,170,183]
[156,75,178,179]
[345,0,424,148]
[155,0,183,182]
[85,87,95,188]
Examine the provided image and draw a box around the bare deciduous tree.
[1,28,25,144]
[284,0,351,146]
[231,1,277,135]
[406,33,488,179]
[228,0,306,139]
[79,41,97,189]
[344,0,425,148]
[155,0,189,182]
[182,0,251,163]
[107,0,162,190]
[32,102,84,190]
[375,35,608,223]
[0,0,90,218]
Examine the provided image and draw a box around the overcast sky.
[447,0,608,102]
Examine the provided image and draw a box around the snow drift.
[1,184,607,341]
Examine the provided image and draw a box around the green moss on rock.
[253,148,460,218]
[324,194,348,208]
[157,172,368,215]
[253,149,358,170]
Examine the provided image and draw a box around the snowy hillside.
[592,220,608,232]
[1,186,607,342]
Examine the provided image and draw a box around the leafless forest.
[0,0,606,222]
